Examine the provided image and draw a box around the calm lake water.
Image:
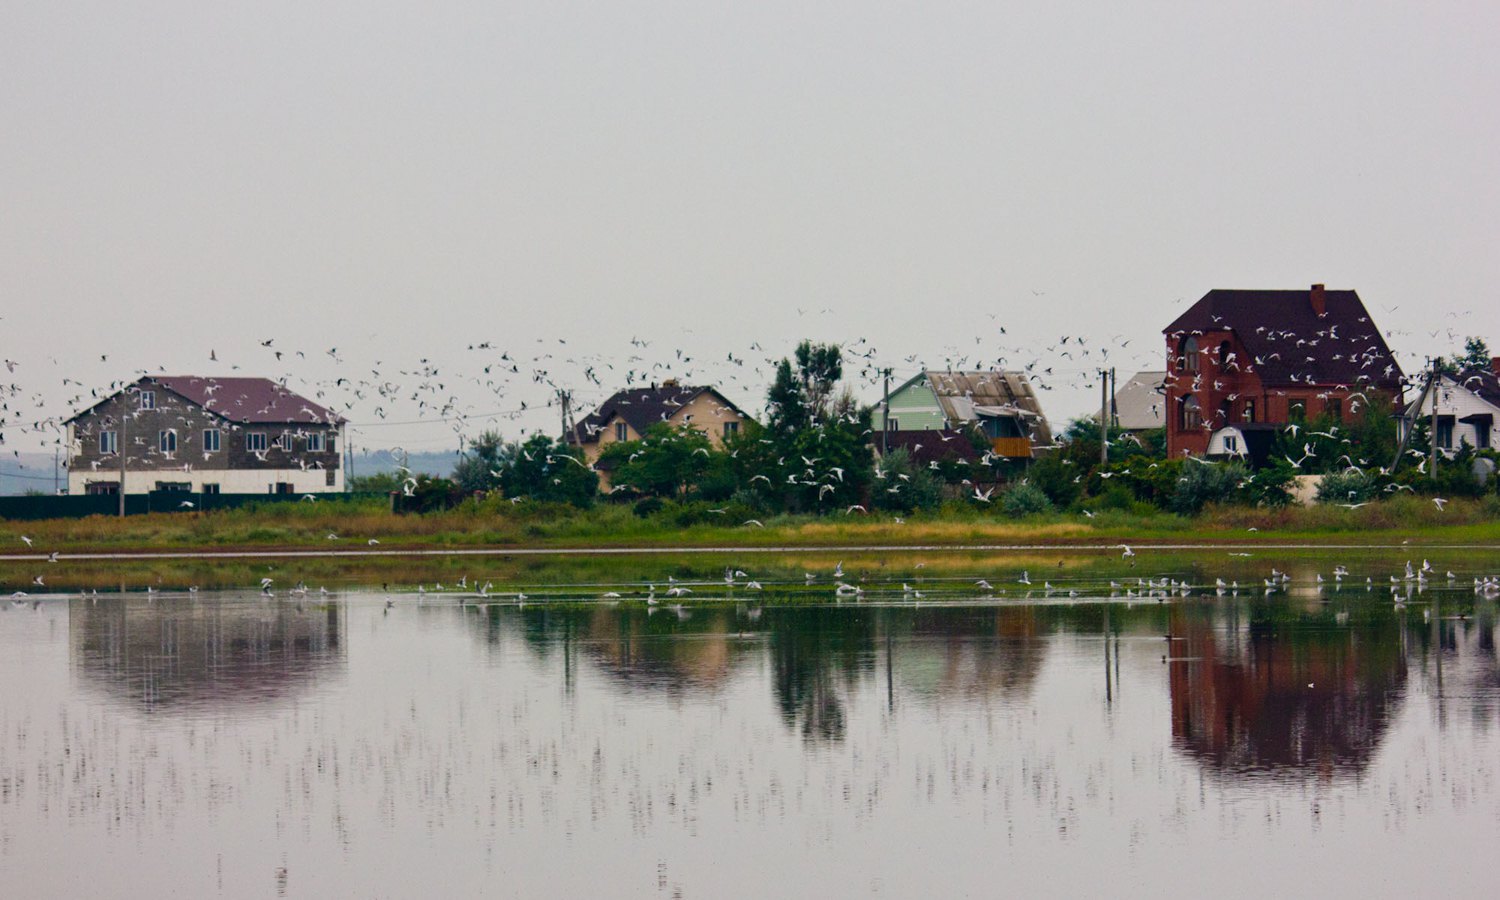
[2,555,1498,898]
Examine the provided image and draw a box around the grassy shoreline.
[4,493,1500,555]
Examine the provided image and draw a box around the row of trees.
[366,338,1499,517]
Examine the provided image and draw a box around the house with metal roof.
[1112,371,1166,432]
[1163,285,1403,462]
[64,375,346,495]
[567,380,753,480]
[878,370,1053,459]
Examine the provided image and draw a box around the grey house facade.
[65,376,346,495]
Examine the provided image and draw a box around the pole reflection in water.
[0,588,1495,898]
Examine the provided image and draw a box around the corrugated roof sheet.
[919,371,1054,446]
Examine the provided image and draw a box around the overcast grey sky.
[3,1,1497,457]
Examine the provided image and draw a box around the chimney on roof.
[662,378,679,388]
[1310,283,1326,317]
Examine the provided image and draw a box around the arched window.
[1183,337,1200,373]
[1181,395,1203,431]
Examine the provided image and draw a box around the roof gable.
[1450,368,1500,410]
[572,384,748,443]
[1165,289,1402,389]
[66,376,344,426]
[893,370,1053,445]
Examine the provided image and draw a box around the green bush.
[1316,469,1379,505]
[1171,461,1247,515]
[1001,481,1053,517]
[633,497,666,518]
[872,448,943,514]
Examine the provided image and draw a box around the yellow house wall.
[668,392,746,446]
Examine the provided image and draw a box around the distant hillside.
[0,453,64,496]
[352,449,457,479]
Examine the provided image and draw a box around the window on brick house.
[1180,395,1203,431]
[1325,398,1343,420]
[1183,337,1200,373]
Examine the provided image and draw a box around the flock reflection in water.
[62,589,1500,781]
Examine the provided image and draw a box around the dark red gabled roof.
[1165,289,1403,390]
[153,376,345,425]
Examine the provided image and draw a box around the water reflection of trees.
[1168,602,1406,777]
[472,604,1064,745]
[70,596,346,714]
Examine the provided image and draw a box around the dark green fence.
[0,491,390,521]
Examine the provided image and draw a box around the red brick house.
[1163,285,1403,462]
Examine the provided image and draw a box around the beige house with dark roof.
[567,380,753,485]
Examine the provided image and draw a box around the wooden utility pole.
[119,406,128,517]
[881,368,891,455]
[1430,357,1440,482]
[557,389,573,440]
[1109,368,1118,429]
[1099,369,1109,466]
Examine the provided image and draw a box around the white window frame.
[722,421,739,437]
[306,432,325,452]
[99,430,118,454]
[158,430,177,453]
[139,390,155,410]
[246,432,268,453]
[203,428,221,452]
[614,422,628,441]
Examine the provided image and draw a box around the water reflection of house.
[895,608,1048,703]
[70,598,346,712]
[1168,611,1405,776]
[580,607,748,690]
[468,605,754,693]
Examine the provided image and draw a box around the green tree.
[599,423,716,498]
[497,434,598,507]
[452,429,508,493]
[1439,336,1491,376]
[870,447,942,514]
[767,341,844,434]
[761,343,875,513]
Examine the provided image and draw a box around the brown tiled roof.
[1165,289,1403,390]
[570,384,748,444]
[154,376,344,425]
